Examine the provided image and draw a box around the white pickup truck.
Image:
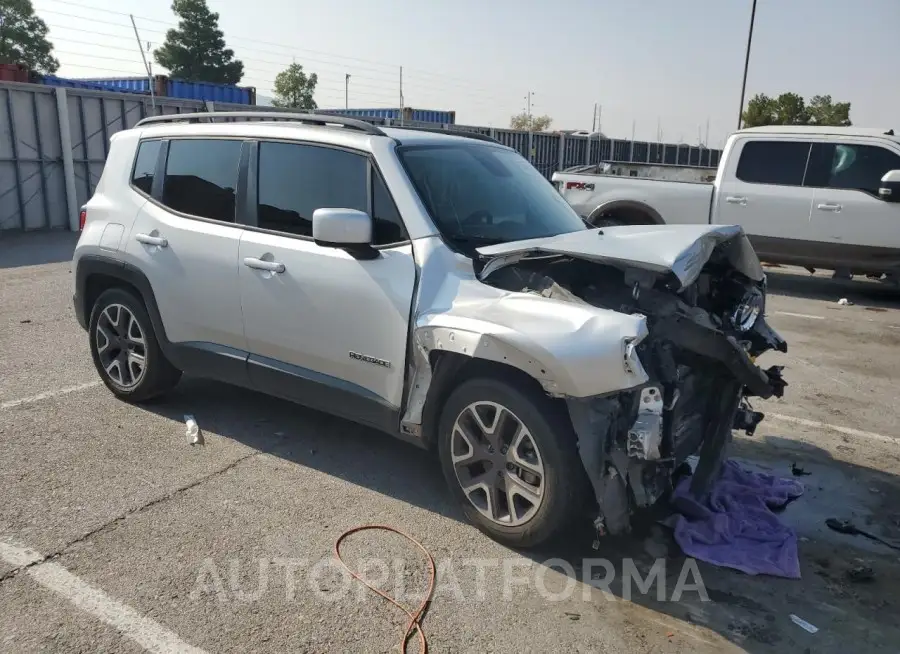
[552,126,900,279]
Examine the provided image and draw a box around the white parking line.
[0,541,207,654]
[771,311,825,320]
[0,381,101,410]
[768,413,896,444]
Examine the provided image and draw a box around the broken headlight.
[730,287,763,332]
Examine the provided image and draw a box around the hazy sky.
[32,0,899,146]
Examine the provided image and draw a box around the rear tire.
[437,375,588,548]
[88,287,181,402]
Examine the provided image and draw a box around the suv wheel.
[88,288,181,401]
[437,376,587,548]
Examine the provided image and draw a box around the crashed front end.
[477,225,788,537]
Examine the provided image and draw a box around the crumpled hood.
[476,224,765,288]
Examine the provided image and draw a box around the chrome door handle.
[243,257,285,273]
[725,196,747,205]
[817,203,842,212]
[135,233,168,247]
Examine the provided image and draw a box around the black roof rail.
[385,124,501,144]
[134,111,386,136]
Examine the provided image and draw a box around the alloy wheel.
[95,303,147,389]
[450,401,545,526]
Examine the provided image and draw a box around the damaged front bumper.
[567,311,787,538]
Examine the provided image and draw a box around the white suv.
[73,112,788,548]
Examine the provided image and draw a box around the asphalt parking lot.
[2,231,900,653]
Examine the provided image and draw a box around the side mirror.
[878,170,900,203]
[312,208,378,259]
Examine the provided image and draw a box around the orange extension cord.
[334,525,437,654]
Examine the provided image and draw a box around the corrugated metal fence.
[0,80,722,232]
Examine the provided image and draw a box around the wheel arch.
[75,256,171,352]
[418,350,562,450]
[588,200,664,225]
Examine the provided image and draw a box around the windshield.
[398,144,586,246]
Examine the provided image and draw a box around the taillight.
[79,209,87,230]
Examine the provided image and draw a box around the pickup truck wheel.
[437,376,587,548]
[88,288,181,402]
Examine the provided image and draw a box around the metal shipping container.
[43,75,256,105]
[318,107,456,125]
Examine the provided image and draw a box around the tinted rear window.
[735,140,811,186]
[131,140,161,195]
[162,139,243,222]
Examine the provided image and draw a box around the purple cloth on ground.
[669,459,805,579]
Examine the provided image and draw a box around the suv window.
[258,142,366,237]
[806,143,900,195]
[735,140,811,186]
[162,139,243,222]
[131,140,161,195]
[258,142,407,245]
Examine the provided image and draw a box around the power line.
[39,0,526,96]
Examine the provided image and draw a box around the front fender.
[416,296,650,399]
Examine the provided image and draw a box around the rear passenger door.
[715,139,815,256]
[237,140,415,433]
[805,140,900,256]
[124,138,249,358]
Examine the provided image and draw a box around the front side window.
[257,142,367,237]
[398,144,585,247]
[162,139,242,222]
[131,140,162,195]
[735,140,811,186]
[806,143,900,195]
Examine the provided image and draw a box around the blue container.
[39,75,148,94]
[44,75,256,105]
[318,107,455,125]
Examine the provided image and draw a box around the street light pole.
[345,74,350,109]
[737,0,758,130]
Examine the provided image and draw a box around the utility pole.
[705,118,710,147]
[591,103,597,132]
[737,0,758,130]
[130,15,155,113]
[597,104,601,134]
[399,67,404,126]
[345,74,350,109]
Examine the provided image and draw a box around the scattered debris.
[790,614,819,634]
[185,414,203,445]
[825,518,900,551]
[564,612,580,621]
[791,462,812,477]
[869,487,880,494]
[837,298,853,306]
[19,319,31,324]
[865,307,888,313]
[847,565,875,583]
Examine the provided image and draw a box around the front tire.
[437,375,588,548]
[88,287,181,402]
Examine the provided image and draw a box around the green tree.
[153,0,243,84]
[510,112,552,132]
[772,92,808,125]
[0,0,59,74]
[807,95,852,127]
[271,63,318,110]
[742,92,852,128]
[741,94,776,128]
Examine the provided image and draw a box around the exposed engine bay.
[479,239,788,537]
